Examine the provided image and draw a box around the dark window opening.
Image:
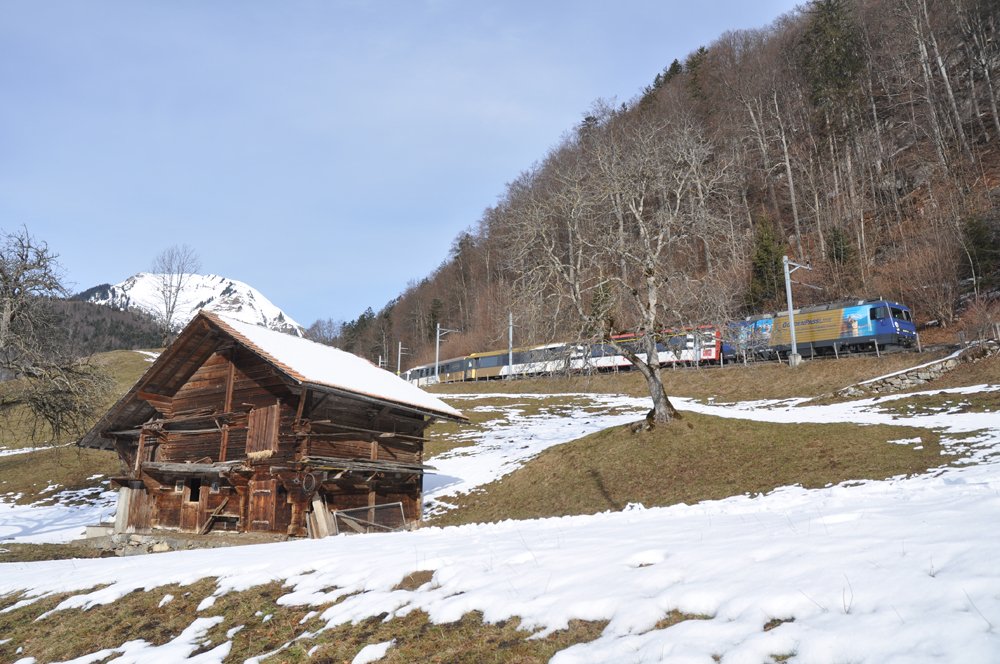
[188,478,202,502]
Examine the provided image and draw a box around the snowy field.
[1,379,999,662]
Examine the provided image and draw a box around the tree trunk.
[773,92,803,259]
[645,368,680,423]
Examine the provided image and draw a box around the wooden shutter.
[247,403,281,454]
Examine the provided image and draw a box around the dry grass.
[0,579,610,664]
[0,579,217,663]
[0,542,106,563]
[0,349,153,450]
[428,412,948,527]
[0,445,120,506]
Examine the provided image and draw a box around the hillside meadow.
[1,346,997,662]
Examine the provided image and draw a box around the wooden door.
[248,478,277,531]
[179,478,205,532]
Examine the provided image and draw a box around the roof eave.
[301,381,467,423]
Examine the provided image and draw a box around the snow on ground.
[0,488,116,544]
[1,383,1000,662]
[423,393,650,515]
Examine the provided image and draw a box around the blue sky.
[1,1,800,326]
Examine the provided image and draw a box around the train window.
[891,307,911,321]
[479,355,501,368]
[870,306,888,320]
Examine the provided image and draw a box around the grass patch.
[0,349,154,450]
[0,542,106,563]
[426,394,639,458]
[283,610,607,663]
[0,349,149,505]
[0,578,609,663]
[0,578,217,663]
[90,348,159,396]
[394,570,436,592]
[870,390,1000,417]
[0,445,120,506]
[429,412,948,526]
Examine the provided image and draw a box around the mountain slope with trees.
[312,0,999,397]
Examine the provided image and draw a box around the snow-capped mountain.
[76,273,304,336]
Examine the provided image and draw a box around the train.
[402,298,918,386]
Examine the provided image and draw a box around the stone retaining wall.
[837,342,997,398]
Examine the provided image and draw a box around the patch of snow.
[423,393,649,515]
[158,594,174,608]
[2,385,999,661]
[0,490,117,544]
[352,639,396,664]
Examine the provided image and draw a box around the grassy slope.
[0,349,152,449]
[2,349,995,662]
[427,351,984,527]
[429,413,946,527]
[0,350,152,505]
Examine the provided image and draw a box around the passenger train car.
[402,326,730,386]
[402,298,917,385]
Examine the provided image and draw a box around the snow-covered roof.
[205,312,465,421]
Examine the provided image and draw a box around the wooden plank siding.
[86,312,451,538]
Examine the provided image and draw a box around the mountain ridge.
[74,273,304,336]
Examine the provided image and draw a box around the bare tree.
[0,228,67,376]
[505,107,744,425]
[0,228,113,442]
[151,244,201,333]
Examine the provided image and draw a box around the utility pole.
[507,311,514,380]
[434,323,458,383]
[782,255,812,368]
[396,341,408,376]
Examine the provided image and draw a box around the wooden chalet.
[79,311,466,538]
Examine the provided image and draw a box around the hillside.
[48,299,163,354]
[1,347,998,661]
[318,0,1000,377]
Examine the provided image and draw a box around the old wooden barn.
[79,311,465,538]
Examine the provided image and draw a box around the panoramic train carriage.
[609,326,726,367]
[470,343,582,380]
[746,299,917,358]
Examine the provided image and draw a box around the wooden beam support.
[294,388,310,425]
[219,348,237,461]
[134,431,146,473]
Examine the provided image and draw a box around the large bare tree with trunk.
[504,104,744,425]
[0,228,112,442]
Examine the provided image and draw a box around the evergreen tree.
[827,226,854,266]
[747,220,785,312]
[797,0,864,127]
[962,214,1000,289]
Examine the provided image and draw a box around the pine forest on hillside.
[310,0,1000,374]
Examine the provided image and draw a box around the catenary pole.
[782,255,812,368]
